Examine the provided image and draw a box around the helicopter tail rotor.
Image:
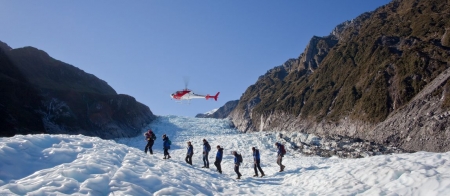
[206,92,220,101]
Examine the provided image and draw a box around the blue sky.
[0,0,390,117]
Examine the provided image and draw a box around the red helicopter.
[171,89,220,101]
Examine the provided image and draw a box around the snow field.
[0,115,449,195]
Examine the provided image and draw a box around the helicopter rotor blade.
[183,76,190,90]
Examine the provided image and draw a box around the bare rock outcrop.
[0,42,156,139]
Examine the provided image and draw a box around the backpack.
[151,132,156,140]
[168,139,172,145]
[280,144,286,156]
[205,143,211,152]
[237,153,243,163]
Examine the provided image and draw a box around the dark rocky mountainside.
[0,41,155,139]
[196,100,239,119]
[0,43,45,136]
[229,0,450,152]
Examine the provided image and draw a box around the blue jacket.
[163,137,170,149]
[216,148,223,161]
[234,155,240,166]
[253,149,260,161]
[187,145,193,155]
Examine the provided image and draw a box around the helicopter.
[171,89,220,102]
[170,77,220,102]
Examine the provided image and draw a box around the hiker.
[202,139,211,168]
[144,129,156,154]
[162,134,171,159]
[214,145,223,174]
[186,141,194,165]
[232,151,242,179]
[275,142,286,172]
[252,147,265,177]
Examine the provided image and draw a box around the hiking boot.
[253,174,258,177]
[219,171,222,174]
[236,176,241,179]
[206,166,209,168]
[282,165,285,171]
[261,173,265,177]
[168,156,171,159]
[202,166,206,168]
[163,157,167,159]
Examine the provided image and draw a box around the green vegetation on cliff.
[238,0,450,124]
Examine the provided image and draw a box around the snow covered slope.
[1,116,449,195]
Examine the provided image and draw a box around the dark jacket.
[203,142,211,153]
[145,132,156,141]
[216,148,223,161]
[163,137,171,149]
[253,149,260,161]
[187,145,194,156]
[234,154,240,166]
[276,143,283,157]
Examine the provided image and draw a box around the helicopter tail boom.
[206,92,220,101]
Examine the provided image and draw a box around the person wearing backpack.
[214,145,224,174]
[202,139,211,168]
[232,151,243,179]
[186,141,194,165]
[275,142,286,172]
[252,147,265,177]
[162,134,171,159]
[144,129,156,154]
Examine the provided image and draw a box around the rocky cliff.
[196,100,239,119]
[0,43,45,136]
[229,0,450,152]
[0,41,156,139]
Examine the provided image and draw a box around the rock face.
[0,42,45,136]
[0,41,156,139]
[368,68,450,152]
[299,35,338,73]
[229,0,450,152]
[196,100,239,119]
[276,131,408,158]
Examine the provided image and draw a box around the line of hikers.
[143,129,287,179]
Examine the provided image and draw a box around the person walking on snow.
[233,151,242,179]
[162,134,171,159]
[275,142,286,172]
[214,145,223,174]
[186,141,194,165]
[202,139,211,168]
[144,129,156,154]
[252,147,265,177]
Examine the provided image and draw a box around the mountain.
[195,108,218,118]
[0,42,45,136]
[195,100,239,119]
[229,0,450,152]
[0,41,155,139]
